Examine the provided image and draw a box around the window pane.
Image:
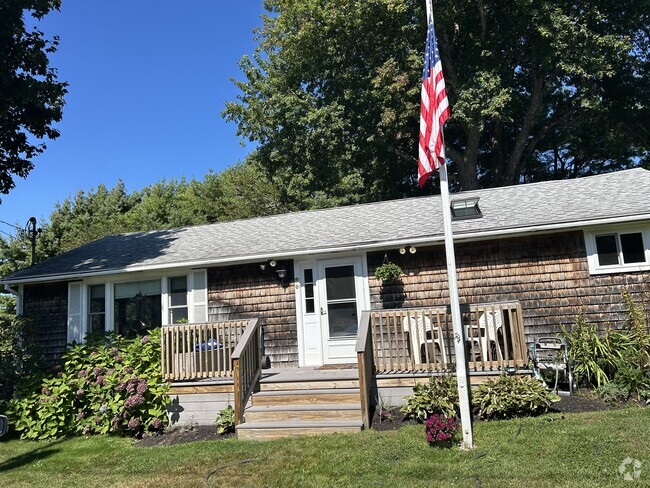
[595,235,619,266]
[304,269,313,283]
[114,293,161,338]
[170,291,187,307]
[170,307,188,324]
[305,283,314,299]
[114,280,161,300]
[328,302,358,337]
[169,276,187,293]
[90,284,105,300]
[621,233,645,264]
[88,314,105,335]
[325,265,356,301]
[305,298,315,314]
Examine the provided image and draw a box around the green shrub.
[0,315,42,409]
[401,376,458,421]
[472,375,560,420]
[560,313,626,387]
[597,381,630,404]
[215,405,235,435]
[7,330,169,440]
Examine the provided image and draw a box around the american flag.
[418,17,450,188]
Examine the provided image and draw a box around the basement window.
[450,198,481,220]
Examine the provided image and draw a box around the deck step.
[245,404,362,423]
[259,379,359,391]
[236,420,363,441]
[251,388,360,407]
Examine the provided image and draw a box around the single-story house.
[3,168,650,438]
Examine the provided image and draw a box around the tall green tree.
[224,0,649,204]
[0,162,287,277]
[0,0,67,196]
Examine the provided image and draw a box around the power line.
[0,219,22,231]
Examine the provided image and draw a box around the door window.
[324,265,357,338]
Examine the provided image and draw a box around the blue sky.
[0,0,264,237]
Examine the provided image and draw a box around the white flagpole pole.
[425,0,474,450]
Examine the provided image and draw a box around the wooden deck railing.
[367,301,528,374]
[356,310,374,428]
[232,318,263,425]
[160,320,248,381]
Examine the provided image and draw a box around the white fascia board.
[5,213,650,286]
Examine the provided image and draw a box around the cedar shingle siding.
[207,263,298,366]
[369,231,650,343]
[23,282,68,363]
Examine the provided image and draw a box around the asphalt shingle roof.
[5,168,650,283]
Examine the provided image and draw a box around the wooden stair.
[235,369,364,440]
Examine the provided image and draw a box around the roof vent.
[450,197,481,220]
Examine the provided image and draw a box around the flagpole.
[425,0,474,450]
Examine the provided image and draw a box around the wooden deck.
[163,301,530,438]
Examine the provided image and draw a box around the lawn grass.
[0,407,648,487]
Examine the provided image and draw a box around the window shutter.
[191,269,208,323]
[67,282,83,344]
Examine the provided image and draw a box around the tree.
[224,0,649,203]
[0,0,67,196]
[0,163,287,277]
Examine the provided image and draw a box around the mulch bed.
[371,389,626,431]
[135,425,234,448]
[135,390,634,445]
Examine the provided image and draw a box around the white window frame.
[68,268,208,342]
[166,275,190,325]
[584,225,650,275]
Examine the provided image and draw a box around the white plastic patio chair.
[402,315,447,366]
[466,310,503,361]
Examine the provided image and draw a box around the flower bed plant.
[8,330,169,440]
[473,375,560,420]
[424,413,459,447]
[401,375,459,421]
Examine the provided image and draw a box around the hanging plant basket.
[376,262,402,285]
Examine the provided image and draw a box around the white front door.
[296,255,369,366]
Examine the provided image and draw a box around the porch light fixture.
[450,197,481,220]
[276,266,288,287]
[400,245,417,255]
[269,259,277,267]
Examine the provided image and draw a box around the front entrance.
[296,255,370,366]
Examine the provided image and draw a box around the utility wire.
[0,219,23,231]
[0,228,15,239]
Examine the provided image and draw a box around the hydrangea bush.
[424,414,459,447]
[8,330,169,440]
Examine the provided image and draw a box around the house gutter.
[3,213,650,286]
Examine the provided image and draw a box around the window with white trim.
[67,269,208,343]
[584,227,650,274]
[87,284,106,335]
[168,276,188,324]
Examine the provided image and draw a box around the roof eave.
[4,212,650,286]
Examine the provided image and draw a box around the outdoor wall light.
[260,259,278,271]
[276,266,288,287]
[399,245,417,255]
